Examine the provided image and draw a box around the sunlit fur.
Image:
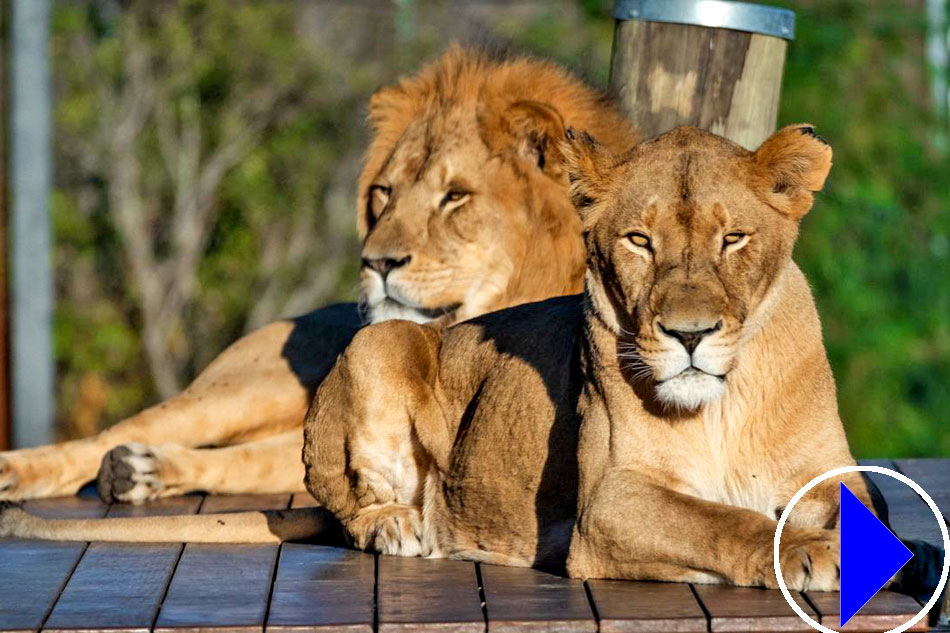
[566,126,831,411]
[0,47,633,503]
[356,45,634,326]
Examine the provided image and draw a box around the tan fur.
[295,124,869,590]
[1,126,865,592]
[0,46,633,503]
[3,126,941,601]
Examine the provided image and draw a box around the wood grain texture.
[266,543,374,633]
[3,471,949,633]
[43,495,202,633]
[805,590,927,632]
[860,459,943,544]
[377,556,484,633]
[480,564,595,633]
[153,494,290,633]
[0,492,106,633]
[896,458,950,519]
[587,580,707,633]
[692,585,817,632]
[609,20,787,149]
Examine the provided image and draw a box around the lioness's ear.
[753,124,832,220]
[559,128,612,226]
[504,100,567,175]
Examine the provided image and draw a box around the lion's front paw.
[769,529,840,591]
[97,443,169,504]
[345,504,428,557]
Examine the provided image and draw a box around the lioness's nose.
[658,320,722,355]
[362,255,411,280]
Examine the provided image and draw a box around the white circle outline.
[773,465,949,633]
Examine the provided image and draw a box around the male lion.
[0,46,632,503]
[2,126,930,597]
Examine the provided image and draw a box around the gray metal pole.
[10,0,54,447]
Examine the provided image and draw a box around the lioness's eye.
[441,190,470,207]
[723,232,747,249]
[626,232,652,250]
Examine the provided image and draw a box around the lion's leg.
[566,468,840,591]
[96,430,307,503]
[304,321,447,558]
[0,305,361,501]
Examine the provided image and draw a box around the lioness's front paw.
[97,443,168,504]
[769,529,840,591]
[345,504,428,557]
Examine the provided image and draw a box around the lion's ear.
[558,128,612,225]
[504,100,567,176]
[752,124,832,220]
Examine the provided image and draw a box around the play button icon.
[775,466,949,633]
[840,482,914,627]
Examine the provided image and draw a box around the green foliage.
[48,1,948,456]
[778,1,950,456]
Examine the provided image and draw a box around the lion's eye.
[626,232,652,250]
[368,185,391,216]
[723,232,748,250]
[441,190,470,207]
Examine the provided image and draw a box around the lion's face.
[359,113,546,325]
[351,47,636,327]
[565,125,832,410]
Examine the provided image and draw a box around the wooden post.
[609,0,795,149]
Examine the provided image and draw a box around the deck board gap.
[36,496,104,633]
[373,552,379,633]
[687,583,712,633]
[800,590,823,623]
[474,562,489,628]
[150,493,205,631]
[582,580,601,631]
[260,492,290,633]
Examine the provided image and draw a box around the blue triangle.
[840,482,914,627]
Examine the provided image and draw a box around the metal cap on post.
[609,0,796,149]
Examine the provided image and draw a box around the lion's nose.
[362,255,411,280]
[658,320,722,355]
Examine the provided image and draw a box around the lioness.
[0,125,899,593]
[0,46,632,502]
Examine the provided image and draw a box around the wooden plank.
[42,495,202,633]
[377,556,484,633]
[692,584,818,632]
[805,590,926,632]
[586,580,707,633]
[480,564,595,633]
[266,543,375,633]
[154,494,291,633]
[895,458,950,519]
[0,491,106,633]
[860,459,943,544]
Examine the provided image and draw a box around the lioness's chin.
[655,370,726,410]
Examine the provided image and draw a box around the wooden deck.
[0,459,947,633]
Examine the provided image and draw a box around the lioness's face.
[566,126,832,410]
[358,106,577,325]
